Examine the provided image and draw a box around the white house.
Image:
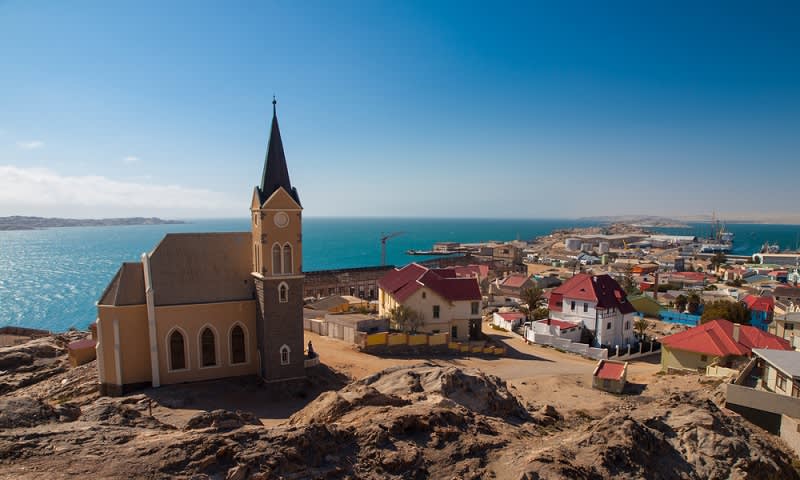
[492,312,526,331]
[547,273,636,348]
[526,318,583,342]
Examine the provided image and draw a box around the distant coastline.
[0,216,187,231]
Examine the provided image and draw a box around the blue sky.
[0,1,798,219]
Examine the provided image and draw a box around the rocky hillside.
[0,335,798,479]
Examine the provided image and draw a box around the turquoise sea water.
[1,218,798,332]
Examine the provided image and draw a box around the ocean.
[1,218,798,332]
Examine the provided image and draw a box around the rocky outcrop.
[521,392,797,480]
[0,336,798,479]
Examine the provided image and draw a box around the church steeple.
[258,97,301,206]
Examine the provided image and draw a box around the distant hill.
[577,215,689,228]
[0,216,186,231]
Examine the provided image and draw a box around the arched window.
[230,325,246,364]
[201,327,216,367]
[283,244,293,274]
[272,244,282,274]
[169,330,186,371]
[279,282,289,303]
[280,344,290,365]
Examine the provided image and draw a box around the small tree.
[389,305,423,334]
[709,252,728,271]
[687,292,702,315]
[521,285,546,320]
[701,300,750,325]
[619,264,639,295]
[675,294,688,313]
[634,317,649,340]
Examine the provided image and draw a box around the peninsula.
[0,216,186,231]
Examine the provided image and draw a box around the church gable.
[261,186,302,211]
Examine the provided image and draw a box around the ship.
[699,212,734,253]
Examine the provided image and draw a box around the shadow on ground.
[134,363,349,426]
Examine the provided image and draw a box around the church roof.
[148,232,254,306]
[98,262,146,306]
[258,99,301,207]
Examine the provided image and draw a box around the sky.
[0,1,798,219]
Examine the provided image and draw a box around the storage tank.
[598,242,610,254]
[565,238,581,251]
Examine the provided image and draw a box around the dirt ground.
[131,321,663,429]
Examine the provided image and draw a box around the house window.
[422,291,426,299]
[786,324,795,331]
[700,355,708,362]
[280,344,290,366]
[169,330,186,371]
[279,283,289,303]
[200,328,216,367]
[571,301,576,311]
[433,305,440,319]
[777,373,788,391]
[451,325,458,339]
[625,321,630,330]
[283,244,293,274]
[230,325,246,364]
[606,322,611,330]
[272,244,282,274]
[471,302,479,315]
[792,383,800,398]
[583,303,589,313]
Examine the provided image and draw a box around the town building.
[753,348,800,398]
[628,294,663,318]
[592,359,628,394]
[660,319,791,373]
[774,285,800,306]
[771,312,800,344]
[752,253,800,266]
[303,265,394,300]
[491,273,538,299]
[492,311,526,331]
[742,295,775,331]
[547,273,636,348]
[95,101,307,395]
[377,263,482,341]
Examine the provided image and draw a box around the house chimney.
[732,322,741,343]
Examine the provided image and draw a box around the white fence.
[528,332,608,360]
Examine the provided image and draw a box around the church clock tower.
[251,98,305,382]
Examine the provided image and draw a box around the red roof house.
[548,273,635,314]
[592,359,628,393]
[660,319,791,372]
[378,263,483,341]
[742,295,775,313]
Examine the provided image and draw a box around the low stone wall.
[726,383,800,418]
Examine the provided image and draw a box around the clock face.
[274,211,290,228]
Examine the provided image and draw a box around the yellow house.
[660,319,792,373]
[377,263,482,341]
[96,99,307,395]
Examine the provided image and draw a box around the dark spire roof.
[258,97,301,206]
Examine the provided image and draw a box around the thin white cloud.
[123,155,140,164]
[16,140,44,150]
[0,165,239,217]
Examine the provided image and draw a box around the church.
[95,100,306,395]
